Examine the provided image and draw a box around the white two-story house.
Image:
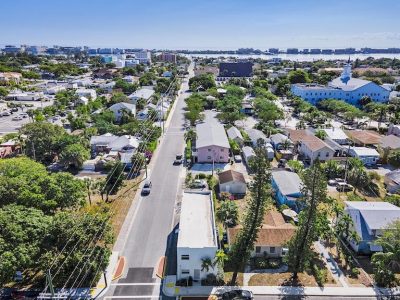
[177,191,218,282]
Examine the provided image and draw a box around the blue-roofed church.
[291,60,390,106]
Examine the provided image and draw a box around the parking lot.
[0,107,31,135]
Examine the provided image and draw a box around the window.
[207,156,211,160]
[181,255,190,260]
[208,148,211,152]
[221,148,224,152]
[317,152,321,157]
[181,269,190,274]
[270,247,276,254]
[326,152,330,157]
[255,246,261,253]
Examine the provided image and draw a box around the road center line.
[110,282,161,286]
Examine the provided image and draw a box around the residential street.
[102,65,193,299]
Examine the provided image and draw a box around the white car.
[12,116,23,121]
[19,113,28,118]
[2,111,11,116]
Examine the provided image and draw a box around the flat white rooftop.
[177,192,217,248]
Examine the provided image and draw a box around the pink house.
[195,123,230,163]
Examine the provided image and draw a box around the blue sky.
[1,0,399,50]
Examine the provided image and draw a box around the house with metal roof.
[344,201,400,253]
[291,60,390,105]
[242,146,256,166]
[298,135,335,165]
[323,128,349,145]
[271,170,303,211]
[108,102,136,122]
[128,87,155,104]
[226,126,244,145]
[194,122,230,163]
[270,133,292,150]
[245,128,271,147]
[348,147,380,166]
[384,170,400,194]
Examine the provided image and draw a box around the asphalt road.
[103,65,193,300]
[254,296,385,300]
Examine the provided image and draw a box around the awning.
[369,244,383,252]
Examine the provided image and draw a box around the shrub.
[197,173,207,179]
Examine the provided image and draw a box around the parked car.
[234,155,242,163]
[11,107,18,112]
[328,179,337,186]
[2,111,11,116]
[278,158,287,168]
[141,181,152,195]
[19,113,28,118]
[191,179,207,189]
[12,115,23,121]
[218,290,254,300]
[336,182,354,192]
[173,154,183,165]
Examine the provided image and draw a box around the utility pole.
[46,269,55,298]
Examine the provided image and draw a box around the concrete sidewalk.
[163,275,400,298]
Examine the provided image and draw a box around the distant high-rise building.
[159,52,177,63]
[219,61,253,77]
[302,49,309,54]
[25,45,47,55]
[98,48,113,55]
[134,50,151,64]
[310,48,321,54]
[3,45,23,54]
[268,48,279,54]
[287,48,299,54]
[321,49,333,54]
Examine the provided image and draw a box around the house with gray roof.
[384,170,400,194]
[128,87,154,104]
[344,201,400,253]
[270,133,292,150]
[108,102,136,121]
[246,128,271,147]
[226,126,244,145]
[271,170,303,212]
[195,122,230,163]
[90,133,139,154]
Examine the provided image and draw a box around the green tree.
[20,122,66,163]
[229,142,272,284]
[0,157,86,213]
[104,161,125,200]
[315,129,327,140]
[216,201,239,227]
[347,158,369,194]
[288,70,311,84]
[201,257,214,272]
[189,74,215,91]
[286,163,330,280]
[388,150,400,168]
[0,205,51,285]
[323,160,342,179]
[287,160,304,174]
[253,98,283,123]
[385,194,400,207]
[372,220,400,287]
[59,143,90,169]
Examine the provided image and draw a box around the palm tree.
[280,138,292,150]
[216,201,239,228]
[347,158,368,194]
[201,257,214,272]
[324,160,340,179]
[213,250,228,269]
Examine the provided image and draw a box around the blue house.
[271,170,303,212]
[291,60,390,106]
[344,201,400,254]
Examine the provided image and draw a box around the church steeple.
[340,57,352,83]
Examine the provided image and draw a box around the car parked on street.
[218,289,254,300]
[12,115,23,121]
[141,181,152,195]
[173,154,183,165]
[336,182,354,192]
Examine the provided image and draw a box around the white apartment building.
[177,192,218,281]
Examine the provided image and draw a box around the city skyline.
[1,0,399,50]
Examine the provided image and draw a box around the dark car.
[141,181,152,195]
[173,154,183,165]
[219,289,254,300]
